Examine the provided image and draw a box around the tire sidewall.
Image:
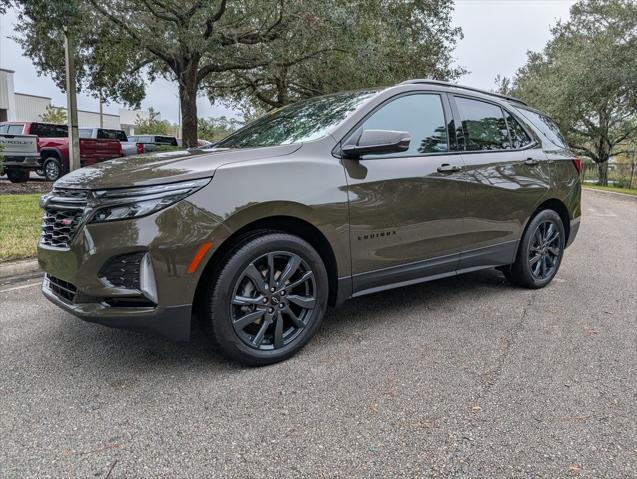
[210,234,329,364]
[518,209,565,288]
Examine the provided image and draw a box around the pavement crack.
[477,298,533,395]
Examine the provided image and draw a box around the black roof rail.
[398,79,528,106]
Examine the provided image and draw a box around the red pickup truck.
[0,121,123,182]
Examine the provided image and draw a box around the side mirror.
[342,129,411,158]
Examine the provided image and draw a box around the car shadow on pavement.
[51,268,515,374]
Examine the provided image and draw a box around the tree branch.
[88,0,177,70]
[203,0,227,39]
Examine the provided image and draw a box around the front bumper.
[38,199,226,341]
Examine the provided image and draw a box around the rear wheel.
[505,209,565,289]
[202,233,328,365]
[6,168,30,183]
[43,158,63,182]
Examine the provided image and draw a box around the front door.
[450,95,551,270]
[343,92,468,295]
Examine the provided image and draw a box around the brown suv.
[38,80,582,365]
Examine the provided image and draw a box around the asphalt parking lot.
[1,190,635,478]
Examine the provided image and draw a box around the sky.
[0,0,576,123]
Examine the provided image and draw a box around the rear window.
[30,122,68,138]
[79,128,92,138]
[7,124,25,135]
[514,107,567,148]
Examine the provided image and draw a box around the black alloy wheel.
[203,232,328,365]
[231,251,317,350]
[528,220,561,280]
[504,209,565,289]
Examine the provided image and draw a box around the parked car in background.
[176,138,212,148]
[128,134,177,148]
[0,121,123,182]
[79,128,147,156]
[0,128,40,182]
[37,80,581,365]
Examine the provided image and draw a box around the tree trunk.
[597,161,609,186]
[179,66,198,148]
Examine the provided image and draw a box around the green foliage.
[133,107,173,135]
[39,104,67,124]
[197,116,242,142]
[499,0,637,184]
[206,0,465,116]
[12,0,464,144]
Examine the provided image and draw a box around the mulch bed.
[0,180,54,195]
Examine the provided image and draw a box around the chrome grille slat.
[40,188,89,249]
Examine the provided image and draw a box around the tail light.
[119,143,124,157]
[136,143,144,154]
[572,156,583,174]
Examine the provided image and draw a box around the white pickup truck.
[0,133,40,183]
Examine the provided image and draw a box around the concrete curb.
[0,258,40,279]
[583,187,637,200]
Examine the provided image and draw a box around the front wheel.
[202,233,329,365]
[505,209,565,289]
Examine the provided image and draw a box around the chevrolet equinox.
[38,80,582,365]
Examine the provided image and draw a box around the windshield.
[217,90,378,149]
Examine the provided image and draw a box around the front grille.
[40,189,89,248]
[98,252,145,290]
[46,274,78,302]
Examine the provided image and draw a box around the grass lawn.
[583,185,637,196]
[0,193,42,262]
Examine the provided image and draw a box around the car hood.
[55,144,302,189]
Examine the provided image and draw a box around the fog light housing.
[98,252,158,304]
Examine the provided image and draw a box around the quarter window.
[505,113,533,148]
[456,97,510,151]
[360,94,448,157]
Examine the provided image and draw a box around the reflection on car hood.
[54,144,301,189]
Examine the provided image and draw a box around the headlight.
[88,178,210,224]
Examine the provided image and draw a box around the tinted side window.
[360,94,448,156]
[97,129,127,141]
[7,124,25,135]
[505,113,533,148]
[30,122,68,137]
[515,107,567,148]
[456,97,510,151]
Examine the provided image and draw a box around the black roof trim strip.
[398,79,527,106]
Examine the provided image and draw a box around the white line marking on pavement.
[0,282,41,293]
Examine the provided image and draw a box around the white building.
[0,68,156,134]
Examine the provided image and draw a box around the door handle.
[524,158,540,166]
[437,163,462,173]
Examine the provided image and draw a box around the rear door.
[450,95,550,270]
[343,92,467,294]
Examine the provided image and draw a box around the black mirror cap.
[342,129,411,158]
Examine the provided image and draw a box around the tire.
[35,168,45,177]
[202,232,329,365]
[506,209,565,289]
[6,168,30,183]
[43,158,63,182]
